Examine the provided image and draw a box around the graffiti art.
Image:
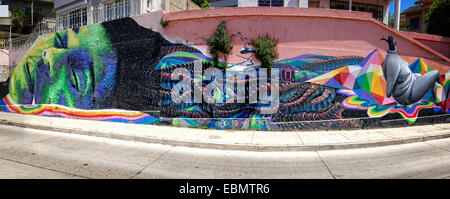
[0,18,448,130]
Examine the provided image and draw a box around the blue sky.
[388,0,417,16]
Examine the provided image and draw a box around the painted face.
[9,24,118,109]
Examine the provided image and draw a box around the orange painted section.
[162,7,449,73]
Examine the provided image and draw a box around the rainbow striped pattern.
[339,89,438,124]
[0,95,161,125]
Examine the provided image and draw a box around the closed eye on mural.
[54,32,68,49]
[24,62,35,96]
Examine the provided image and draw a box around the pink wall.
[416,39,450,58]
[0,50,9,66]
[0,50,9,82]
[0,46,30,82]
[8,46,30,66]
[401,31,450,58]
[162,7,450,73]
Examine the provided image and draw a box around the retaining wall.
[162,7,450,73]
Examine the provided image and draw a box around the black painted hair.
[101,17,174,111]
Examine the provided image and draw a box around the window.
[410,18,419,29]
[330,0,384,22]
[104,0,131,21]
[58,7,87,30]
[308,1,320,8]
[35,7,42,14]
[258,0,284,7]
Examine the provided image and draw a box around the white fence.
[1,0,201,50]
[0,18,57,50]
[56,0,141,31]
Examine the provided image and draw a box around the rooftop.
[401,5,423,15]
[415,0,434,5]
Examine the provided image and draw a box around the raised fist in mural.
[381,35,396,51]
[381,35,442,105]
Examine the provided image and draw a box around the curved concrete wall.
[402,31,450,58]
[162,7,449,73]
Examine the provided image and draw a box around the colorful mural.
[0,18,448,131]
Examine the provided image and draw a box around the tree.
[10,2,45,35]
[51,8,56,17]
[425,0,450,37]
[207,21,233,69]
[388,13,408,31]
[192,0,210,8]
[251,34,278,75]
[11,9,26,34]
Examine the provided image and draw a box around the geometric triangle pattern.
[409,58,435,75]
[438,72,450,112]
[435,83,446,104]
[307,49,396,106]
[409,58,448,111]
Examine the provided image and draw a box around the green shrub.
[388,14,408,31]
[11,9,26,33]
[207,21,233,69]
[192,0,210,8]
[251,34,278,75]
[160,19,169,28]
[425,0,450,37]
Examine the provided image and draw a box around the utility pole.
[394,0,401,30]
[9,26,12,50]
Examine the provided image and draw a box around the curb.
[1,118,449,152]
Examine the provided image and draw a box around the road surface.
[0,124,450,179]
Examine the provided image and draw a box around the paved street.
[1,124,450,179]
[1,111,449,151]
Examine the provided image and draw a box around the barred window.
[330,0,384,22]
[104,0,131,21]
[58,7,87,30]
[258,0,284,7]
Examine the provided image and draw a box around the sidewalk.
[0,111,449,151]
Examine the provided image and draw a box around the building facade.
[209,0,391,24]
[2,0,54,18]
[400,0,434,33]
[0,4,12,38]
[55,0,394,29]
[0,0,54,38]
[54,0,201,30]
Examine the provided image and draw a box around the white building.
[210,0,399,25]
[54,0,200,30]
[55,0,402,30]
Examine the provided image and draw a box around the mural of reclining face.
[3,17,447,130]
[8,18,178,110]
[9,24,118,109]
